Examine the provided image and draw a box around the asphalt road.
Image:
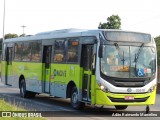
[0,81,160,120]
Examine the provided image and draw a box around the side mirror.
[98,45,103,58]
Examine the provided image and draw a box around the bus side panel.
[1,61,7,84]
[12,62,43,93]
[50,64,66,97]
[66,64,83,99]
[91,75,96,104]
[50,64,82,98]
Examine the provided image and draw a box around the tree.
[98,15,121,29]
[0,38,2,55]
[19,34,26,37]
[0,33,18,59]
[155,36,160,65]
[5,33,18,39]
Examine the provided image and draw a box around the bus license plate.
[125,96,134,100]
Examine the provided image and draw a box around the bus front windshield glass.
[101,45,156,78]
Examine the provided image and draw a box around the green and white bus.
[1,29,157,111]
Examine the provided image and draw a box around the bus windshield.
[101,45,156,78]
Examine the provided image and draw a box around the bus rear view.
[96,30,157,111]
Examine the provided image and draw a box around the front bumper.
[95,89,156,106]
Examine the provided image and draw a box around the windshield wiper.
[134,43,144,77]
[134,43,144,63]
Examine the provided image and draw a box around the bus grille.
[108,96,149,102]
[114,81,144,87]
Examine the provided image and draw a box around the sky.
[0,0,160,38]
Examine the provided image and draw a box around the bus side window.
[31,42,41,62]
[14,43,22,61]
[22,42,31,61]
[53,39,65,62]
[67,38,79,63]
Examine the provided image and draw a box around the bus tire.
[115,105,128,110]
[71,87,85,110]
[20,79,29,98]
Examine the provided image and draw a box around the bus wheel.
[20,79,29,98]
[71,87,85,110]
[115,105,128,110]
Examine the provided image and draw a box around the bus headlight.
[100,85,105,90]
[98,83,110,92]
[147,84,156,93]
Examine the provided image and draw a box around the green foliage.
[0,33,18,50]
[0,38,2,58]
[19,34,26,37]
[0,33,18,54]
[5,33,18,39]
[155,36,160,65]
[0,38,2,52]
[155,35,160,45]
[98,15,121,29]
[0,33,25,41]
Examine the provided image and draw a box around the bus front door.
[6,47,13,85]
[43,46,52,93]
[81,45,93,101]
